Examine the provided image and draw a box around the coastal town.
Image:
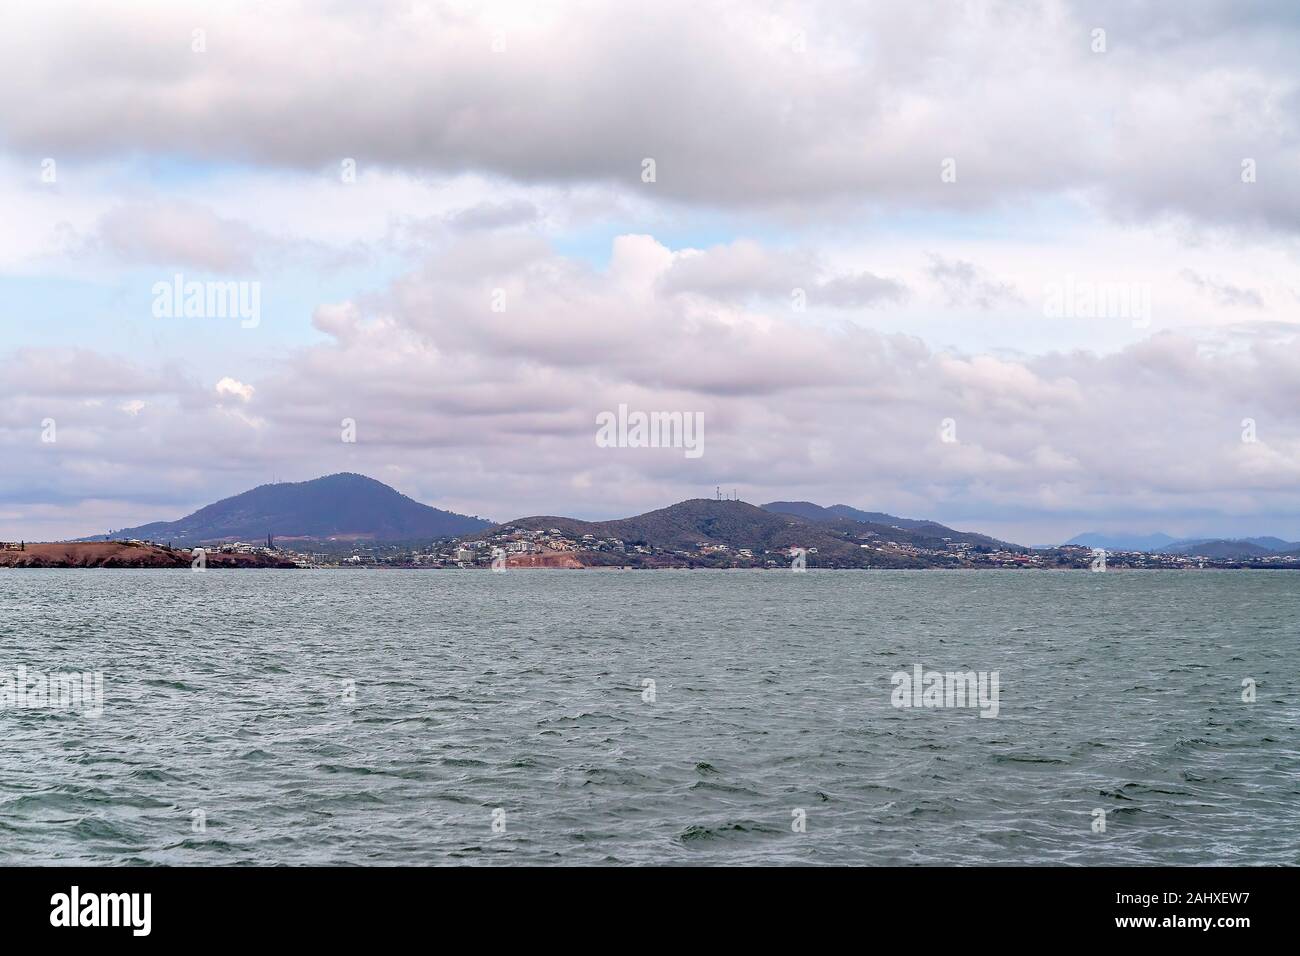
[175,530,1300,571]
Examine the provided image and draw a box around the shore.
[0,542,298,569]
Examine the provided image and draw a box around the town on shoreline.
[3,534,1298,571]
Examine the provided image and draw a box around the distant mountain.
[762,501,1012,549]
[1166,539,1277,559]
[1065,532,1299,556]
[79,473,492,545]
[488,498,1026,567]
[1063,532,1178,552]
[1238,536,1296,551]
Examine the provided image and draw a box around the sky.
[1,0,1299,545]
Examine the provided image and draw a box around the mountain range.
[72,475,1018,563]
[1063,532,1300,559]
[70,473,1295,561]
[483,498,1021,568]
[1062,532,1179,552]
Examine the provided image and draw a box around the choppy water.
[0,569,1296,865]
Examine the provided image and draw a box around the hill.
[482,498,1029,568]
[77,473,491,546]
[762,500,1013,548]
[775,501,944,532]
[1166,539,1276,559]
[498,499,822,551]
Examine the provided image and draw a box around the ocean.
[0,569,1295,865]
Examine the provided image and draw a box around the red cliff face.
[504,550,585,569]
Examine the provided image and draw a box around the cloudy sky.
[2,0,1299,545]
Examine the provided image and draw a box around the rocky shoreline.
[0,542,298,569]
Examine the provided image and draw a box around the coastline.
[0,542,297,569]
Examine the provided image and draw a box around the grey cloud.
[816,271,908,308]
[0,348,187,398]
[2,2,1299,231]
[659,240,906,309]
[90,201,262,272]
[72,199,358,275]
[445,200,540,232]
[926,255,1021,310]
[1180,269,1265,309]
[7,239,1300,540]
[658,241,816,300]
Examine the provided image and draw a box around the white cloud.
[215,377,255,402]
